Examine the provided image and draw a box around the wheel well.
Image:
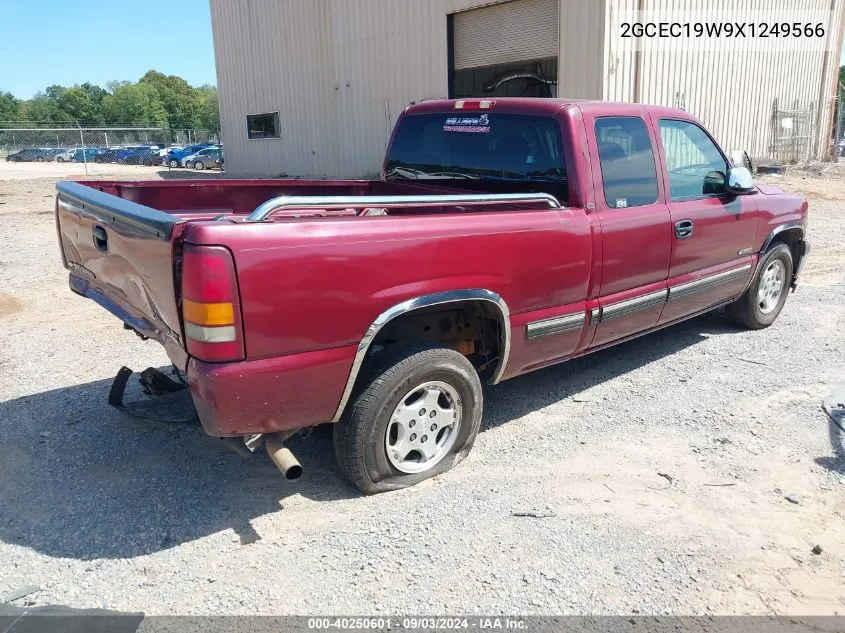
[768,228,804,269]
[370,300,505,381]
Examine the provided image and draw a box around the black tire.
[169,159,179,168]
[727,243,793,329]
[333,341,483,494]
[194,161,204,170]
[36,156,44,162]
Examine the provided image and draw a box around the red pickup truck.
[56,98,809,493]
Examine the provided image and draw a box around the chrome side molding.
[668,265,751,302]
[526,313,584,339]
[247,192,561,222]
[331,289,511,423]
[601,289,668,322]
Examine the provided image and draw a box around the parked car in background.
[114,147,147,164]
[55,148,77,162]
[92,147,123,163]
[54,98,810,493]
[181,146,220,167]
[165,144,213,168]
[138,148,166,166]
[72,148,103,162]
[191,148,223,170]
[116,147,159,165]
[5,148,57,162]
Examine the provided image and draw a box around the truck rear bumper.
[186,345,357,437]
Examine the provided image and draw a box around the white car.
[55,148,77,162]
[181,146,220,167]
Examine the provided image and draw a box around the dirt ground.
[0,162,843,615]
[0,161,213,181]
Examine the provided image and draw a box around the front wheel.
[727,243,793,329]
[194,161,204,170]
[169,159,179,168]
[333,342,483,494]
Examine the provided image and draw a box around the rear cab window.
[594,116,660,209]
[384,112,568,201]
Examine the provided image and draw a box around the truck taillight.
[181,244,245,362]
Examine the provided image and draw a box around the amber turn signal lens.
[182,299,234,326]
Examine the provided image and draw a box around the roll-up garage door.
[452,0,559,71]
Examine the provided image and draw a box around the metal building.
[210,0,845,177]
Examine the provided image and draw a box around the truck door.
[652,117,758,323]
[584,113,671,349]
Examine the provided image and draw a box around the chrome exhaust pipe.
[265,433,303,481]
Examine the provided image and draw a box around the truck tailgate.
[55,181,187,363]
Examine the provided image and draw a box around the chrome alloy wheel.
[385,381,461,474]
[758,259,785,314]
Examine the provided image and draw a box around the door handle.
[92,224,108,252]
[674,219,694,239]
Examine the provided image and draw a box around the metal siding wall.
[558,0,606,98]
[453,0,559,69]
[212,0,498,177]
[603,0,844,161]
[210,0,337,177]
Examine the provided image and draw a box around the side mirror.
[726,166,755,194]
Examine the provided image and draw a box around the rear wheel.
[169,159,179,168]
[333,342,483,494]
[727,243,793,329]
[36,156,44,162]
[194,161,204,170]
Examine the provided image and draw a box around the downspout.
[818,0,845,159]
[632,0,644,103]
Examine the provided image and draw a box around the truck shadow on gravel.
[0,310,741,560]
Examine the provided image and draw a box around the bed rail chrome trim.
[601,289,668,322]
[668,264,752,301]
[247,192,561,222]
[526,312,584,339]
[330,289,511,423]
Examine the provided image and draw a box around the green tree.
[20,92,61,122]
[56,86,101,123]
[195,84,219,131]
[0,91,20,120]
[102,83,167,126]
[139,70,199,128]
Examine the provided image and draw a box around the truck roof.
[405,97,695,121]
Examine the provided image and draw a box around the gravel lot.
[0,162,843,615]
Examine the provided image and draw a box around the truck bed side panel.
[186,209,592,360]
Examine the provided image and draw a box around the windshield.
[385,112,567,198]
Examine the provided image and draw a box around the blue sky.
[0,0,215,99]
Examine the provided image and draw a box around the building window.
[246,112,280,139]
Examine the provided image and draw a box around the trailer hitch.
[107,366,198,424]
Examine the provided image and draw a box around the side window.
[659,119,729,201]
[594,116,659,209]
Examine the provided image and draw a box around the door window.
[659,119,729,201]
[594,117,659,209]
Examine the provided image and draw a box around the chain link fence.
[768,99,817,164]
[1,122,220,171]
[834,83,845,162]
